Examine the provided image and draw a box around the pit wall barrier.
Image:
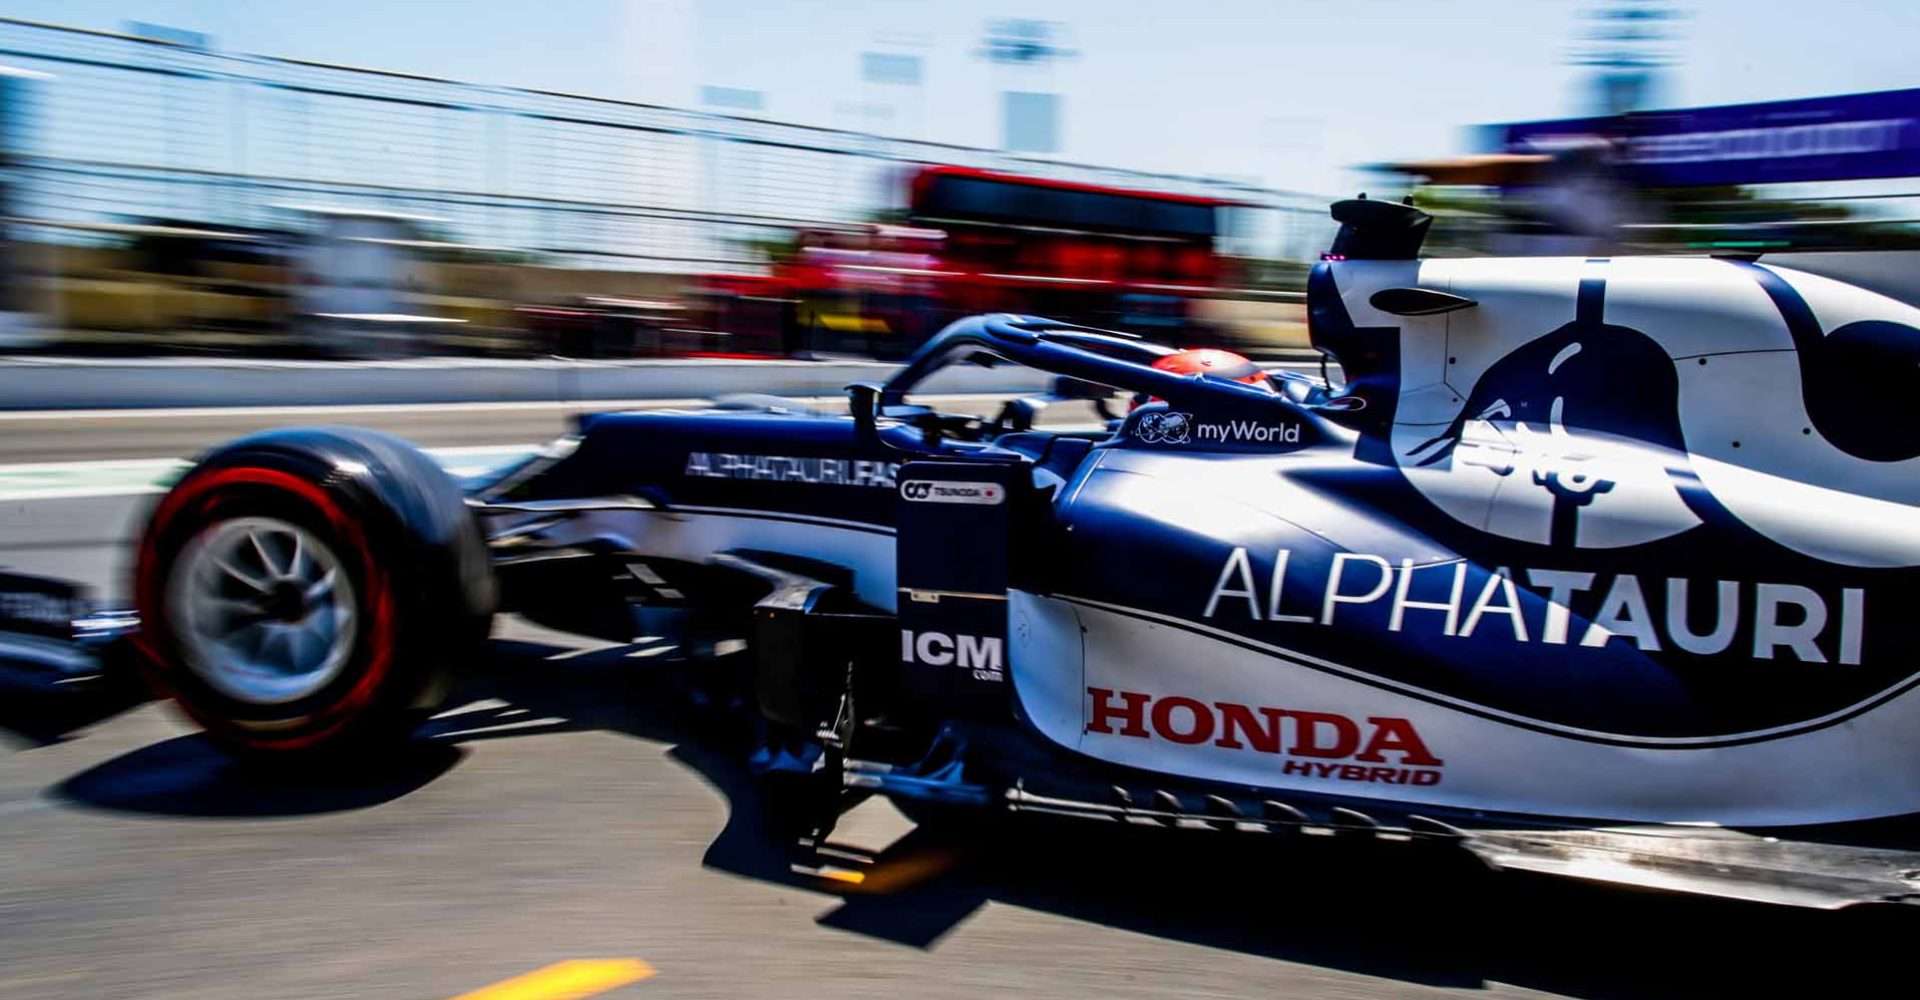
[0,357,1055,410]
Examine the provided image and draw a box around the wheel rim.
[166,516,359,706]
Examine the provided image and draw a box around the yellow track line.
[448,959,655,1000]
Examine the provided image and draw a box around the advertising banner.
[1490,88,1920,186]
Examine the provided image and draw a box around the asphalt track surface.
[3,401,1917,1000]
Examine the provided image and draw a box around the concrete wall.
[0,356,1053,410]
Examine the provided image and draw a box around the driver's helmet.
[1133,348,1272,409]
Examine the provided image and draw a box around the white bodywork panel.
[1033,593,1920,826]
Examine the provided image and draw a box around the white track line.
[0,390,1054,422]
[0,398,716,421]
[0,484,174,502]
[0,444,541,502]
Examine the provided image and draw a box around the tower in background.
[979,19,1074,155]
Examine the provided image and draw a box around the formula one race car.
[22,198,1920,909]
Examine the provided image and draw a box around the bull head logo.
[1401,273,1693,550]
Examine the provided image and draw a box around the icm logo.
[900,629,1005,681]
[1136,411,1193,444]
[900,480,1006,505]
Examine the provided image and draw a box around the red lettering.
[1356,716,1444,766]
[1213,702,1285,753]
[1095,690,1448,784]
[1151,696,1215,745]
[1288,711,1361,759]
[1086,687,1149,737]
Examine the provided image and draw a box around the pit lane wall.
[0,357,1055,410]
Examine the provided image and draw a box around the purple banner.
[1490,88,1920,186]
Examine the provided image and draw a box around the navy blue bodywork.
[486,287,1920,749]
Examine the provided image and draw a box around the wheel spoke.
[243,624,277,664]
[304,569,337,604]
[248,529,283,579]
[266,627,298,672]
[286,531,307,582]
[207,596,269,625]
[284,626,312,672]
[213,557,270,594]
[303,614,335,651]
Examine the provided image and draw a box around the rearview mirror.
[846,381,883,442]
[994,397,1044,433]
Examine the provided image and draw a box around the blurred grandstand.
[0,17,1326,357]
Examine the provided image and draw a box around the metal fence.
[0,17,1333,275]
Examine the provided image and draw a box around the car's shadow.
[16,629,1916,998]
[0,676,147,749]
[13,666,464,817]
[56,733,463,816]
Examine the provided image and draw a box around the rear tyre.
[134,428,493,762]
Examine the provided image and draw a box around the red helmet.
[1134,348,1271,409]
[1152,348,1268,385]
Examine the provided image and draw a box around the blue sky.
[4,0,1916,195]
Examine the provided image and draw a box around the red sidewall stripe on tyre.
[135,465,397,752]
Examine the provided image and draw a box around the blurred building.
[692,166,1256,358]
